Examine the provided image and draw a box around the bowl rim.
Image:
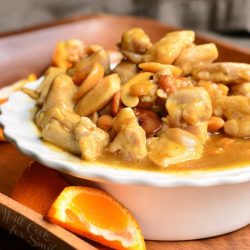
[1,78,250,188]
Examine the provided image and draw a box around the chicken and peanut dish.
[30,28,250,171]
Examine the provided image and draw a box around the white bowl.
[1,78,250,240]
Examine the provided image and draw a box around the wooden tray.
[1,14,250,249]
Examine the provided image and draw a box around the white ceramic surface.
[1,78,250,240]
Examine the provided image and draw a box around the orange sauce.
[96,134,250,174]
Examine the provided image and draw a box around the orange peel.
[46,186,145,250]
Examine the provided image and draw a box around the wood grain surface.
[0,14,250,250]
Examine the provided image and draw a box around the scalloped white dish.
[1,79,250,187]
[1,78,250,240]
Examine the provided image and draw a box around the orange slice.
[46,186,146,250]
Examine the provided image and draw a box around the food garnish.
[46,186,146,250]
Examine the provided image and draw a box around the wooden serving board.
[1,14,250,249]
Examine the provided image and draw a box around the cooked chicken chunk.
[42,119,81,155]
[110,108,147,160]
[197,80,228,99]
[231,82,250,98]
[43,74,77,112]
[166,87,212,126]
[147,128,203,167]
[166,87,212,143]
[174,43,218,75]
[36,67,66,105]
[149,30,195,64]
[120,28,152,54]
[74,117,110,161]
[224,118,250,138]
[35,107,80,130]
[213,95,250,119]
[192,62,250,84]
[52,39,85,68]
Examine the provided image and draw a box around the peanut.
[134,108,162,137]
[75,73,120,117]
[121,72,153,107]
[208,116,225,132]
[97,115,114,131]
[73,62,104,100]
[112,91,122,115]
[139,62,182,76]
[130,81,156,96]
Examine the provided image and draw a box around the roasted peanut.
[121,72,153,107]
[75,73,121,116]
[97,115,114,131]
[157,75,192,95]
[68,49,110,76]
[134,108,162,137]
[139,62,182,76]
[72,70,89,85]
[208,116,225,132]
[73,62,104,100]
[112,91,122,115]
[130,81,156,96]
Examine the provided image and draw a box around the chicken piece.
[192,62,250,84]
[112,61,138,84]
[75,73,120,116]
[74,117,110,161]
[112,107,138,132]
[36,67,66,105]
[42,119,81,155]
[224,118,250,138]
[35,107,80,130]
[166,87,212,143]
[149,30,195,64]
[43,74,77,112]
[120,28,152,54]
[213,95,250,119]
[197,80,229,110]
[110,108,147,160]
[231,82,250,98]
[166,87,212,126]
[197,81,228,99]
[147,128,203,167]
[174,43,218,75]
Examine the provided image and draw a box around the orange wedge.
[46,186,146,250]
